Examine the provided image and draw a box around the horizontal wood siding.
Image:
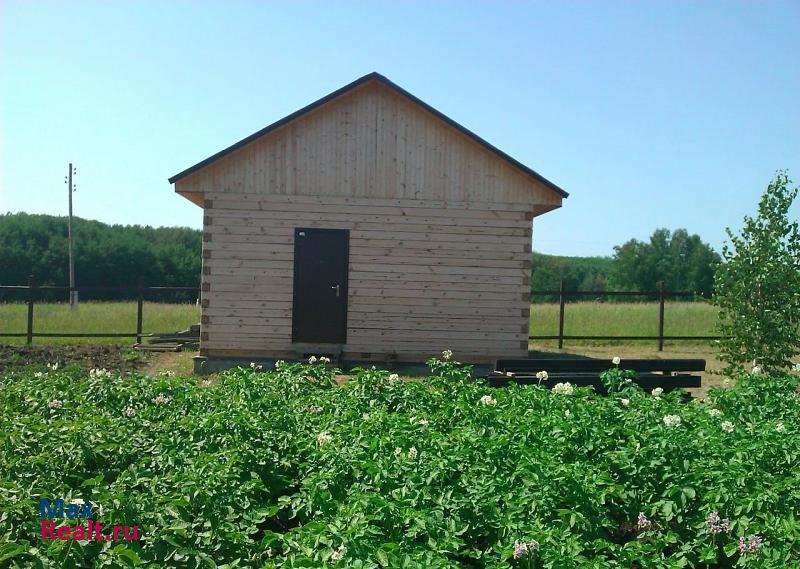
[200,195,531,363]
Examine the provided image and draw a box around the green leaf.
[113,544,142,566]
[0,544,27,562]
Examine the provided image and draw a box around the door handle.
[331,284,340,297]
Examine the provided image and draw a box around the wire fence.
[2,277,721,351]
[530,280,721,351]
[0,276,199,344]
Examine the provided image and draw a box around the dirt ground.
[1,343,728,397]
[0,344,150,373]
[139,350,198,377]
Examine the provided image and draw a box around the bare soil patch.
[0,344,147,373]
[139,350,198,377]
[1,342,733,398]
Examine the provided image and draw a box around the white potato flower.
[316,432,332,446]
[330,545,347,562]
[620,398,630,407]
[776,422,786,433]
[535,370,548,381]
[388,373,400,382]
[612,356,621,365]
[275,360,284,369]
[152,394,172,406]
[479,395,497,406]
[552,382,574,395]
[407,447,418,459]
[721,421,735,433]
[308,356,317,364]
[442,349,453,361]
[709,409,723,417]
[319,356,331,364]
[662,414,682,427]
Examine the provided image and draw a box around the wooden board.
[176,81,563,208]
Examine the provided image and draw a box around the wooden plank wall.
[200,193,532,363]
[177,82,562,208]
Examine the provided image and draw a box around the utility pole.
[66,163,78,308]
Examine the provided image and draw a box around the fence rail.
[530,280,722,351]
[2,277,720,350]
[0,276,200,344]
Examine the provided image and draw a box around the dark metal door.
[291,228,349,344]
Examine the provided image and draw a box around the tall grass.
[529,301,719,346]
[0,302,200,345]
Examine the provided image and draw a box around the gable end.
[168,72,568,200]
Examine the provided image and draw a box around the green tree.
[0,213,201,301]
[530,252,612,301]
[713,171,800,373]
[610,228,720,295]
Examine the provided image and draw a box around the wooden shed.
[169,72,568,372]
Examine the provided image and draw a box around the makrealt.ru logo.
[40,498,140,542]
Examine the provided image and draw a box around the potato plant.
[0,357,798,568]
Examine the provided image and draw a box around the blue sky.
[1,1,798,256]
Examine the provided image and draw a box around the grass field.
[0,302,200,345]
[529,301,719,347]
[0,301,719,346]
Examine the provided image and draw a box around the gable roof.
[168,72,568,198]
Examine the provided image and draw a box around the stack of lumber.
[486,358,704,393]
[134,324,200,352]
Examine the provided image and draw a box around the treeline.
[0,213,720,303]
[532,228,720,301]
[0,213,201,301]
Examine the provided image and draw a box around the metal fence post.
[136,276,144,344]
[26,275,35,345]
[657,282,665,351]
[558,279,566,350]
